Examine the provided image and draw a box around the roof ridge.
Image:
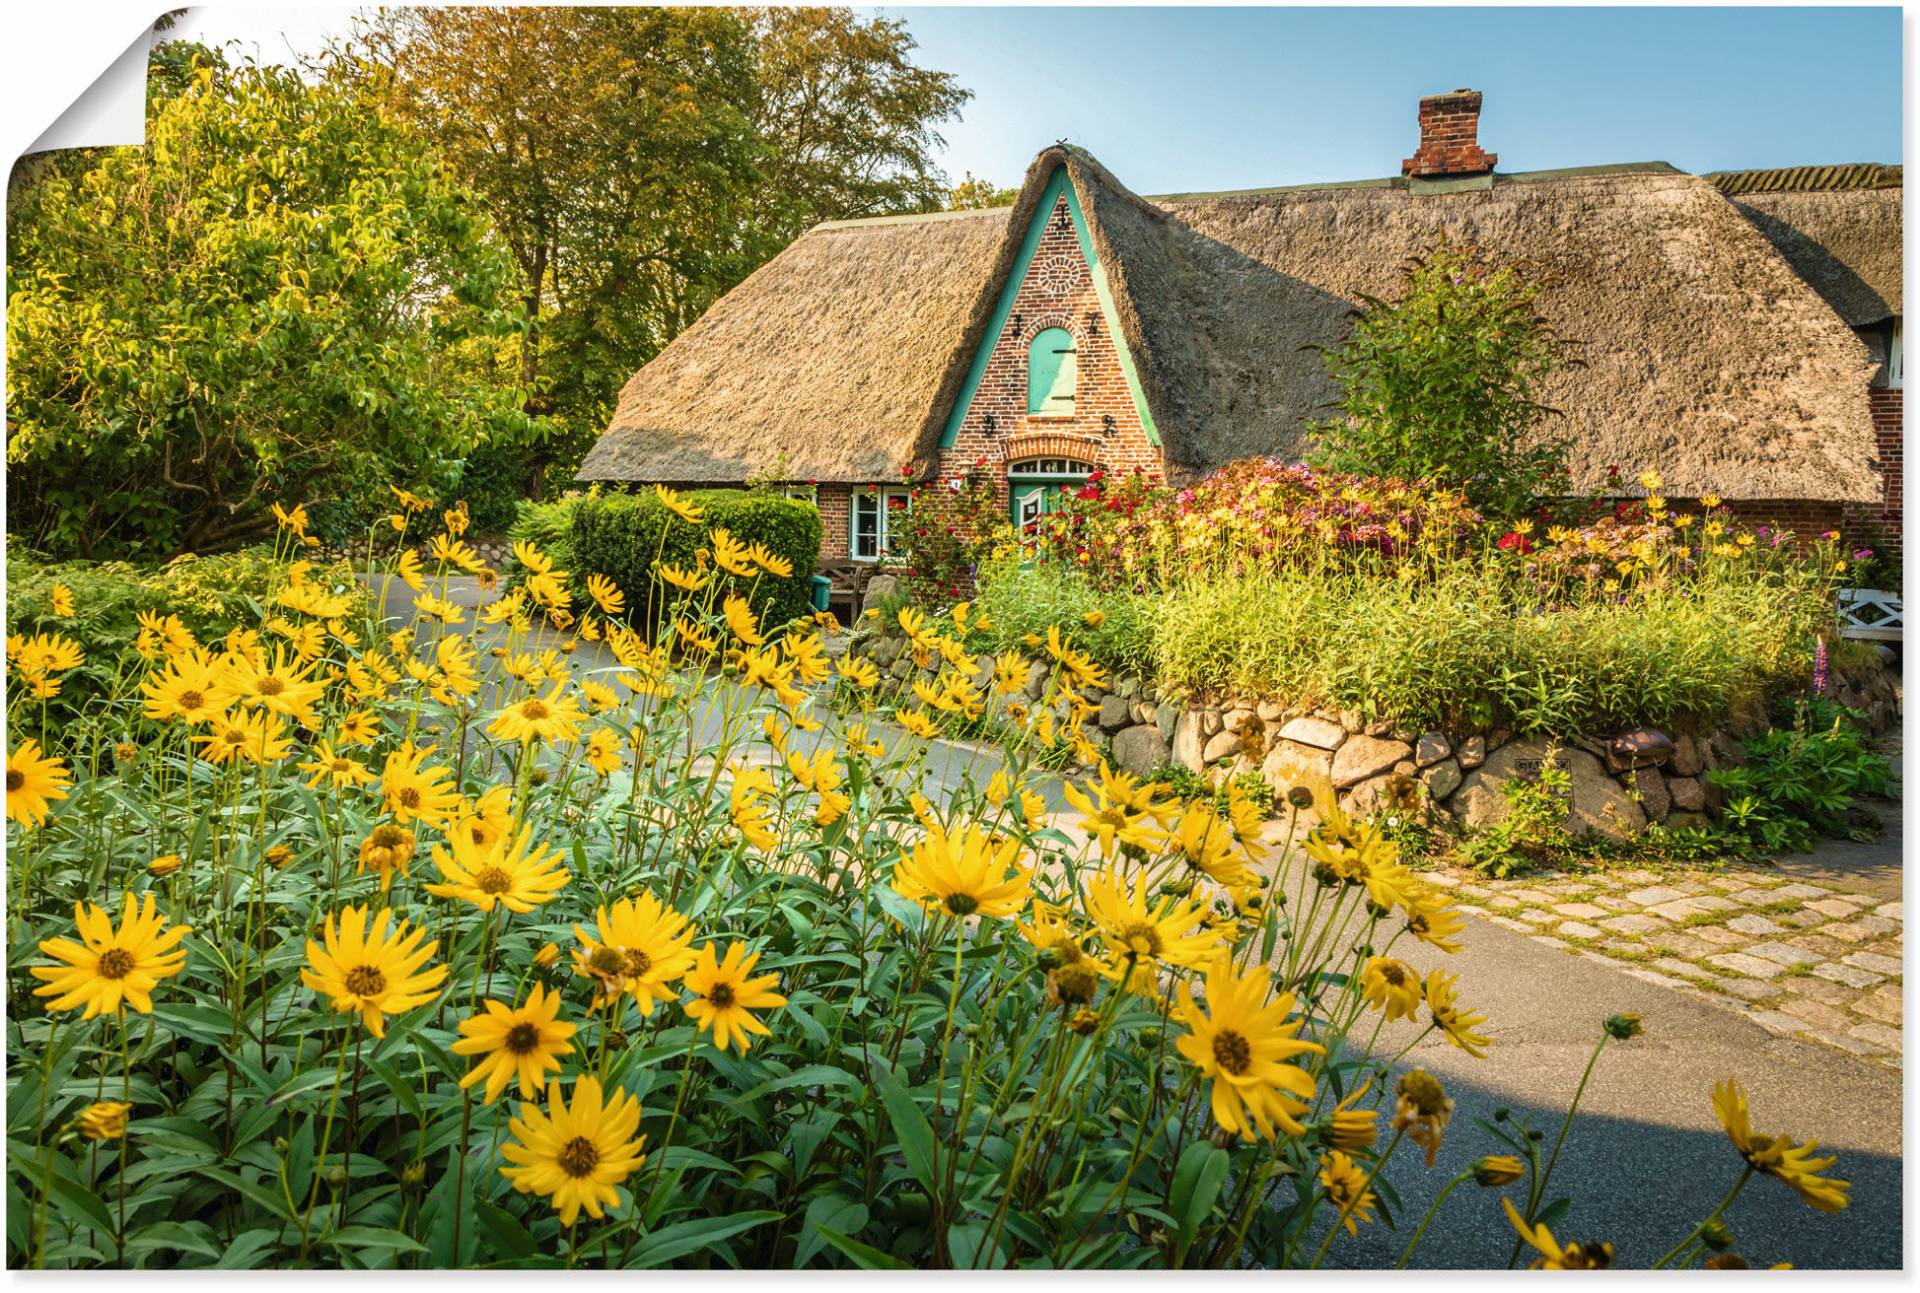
[1148,161,1683,204]
[1707,163,1903,195]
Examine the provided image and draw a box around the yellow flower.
[488,686,586,745]
[586,573,626,616]
[1712,1079,1850,1213]
[1473,1155,1526,1187]
[7,739,72,827]
[336,709,380,746]
[584,728,622,776]
[500,1076,648,1227]
[747,542,793,578]
[453,985,577,1105]
[654,484,703,523]
[897,706,938,739]
[723,594,764,646]
[49,584,75,618]
[837,655,880,689]
[219,647,327,725]
[32,894,190,1018]
[394,549,427,592]
[299,741,374,791]
[414,592,466,625]
[658,563,707,592]
[272,500,309,536]
[710,528,756,577]
[1423,970,1493,1057]
[147,854,182,878]
[1504,1197,1613,1269]
[1360,956,1422,1021]
[580,678,621,714]
[1082,608,1106,628]
[357,823,417,891]
[194,709,293,767]
[1173,957,1323,1141]
[1393,1068,1455,1167]
[573,892,698,1015]
[1326,1083,1378,1152]
[430,533,485,573]
[1403,888,1466,953]
[76,1101,132,1141]
[512,539,553,576]
[1318,1151,1378,1236]
[300,905,448,1038]
[1081,867,1221,986]
[683,941,788,1054]
[425,824,572,915]
[729,761,778,850]
[380,743,461,827]
[891,823,1032,920]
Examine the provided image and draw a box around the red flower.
[1495,531,1533,554]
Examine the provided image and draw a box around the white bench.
[1838,588,1904,642]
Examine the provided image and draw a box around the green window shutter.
[1027,327,1077,415]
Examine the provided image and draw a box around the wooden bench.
[1838,588,1903,642]
[816,561,879,625]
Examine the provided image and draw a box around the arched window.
[1027,327,1077,416]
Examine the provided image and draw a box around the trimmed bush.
[569,489,823,632]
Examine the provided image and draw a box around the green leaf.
[810,1222,910,1270]
[875,1066,938,1194]
[43,1171,116,1236]
[325,1225,429,1257]
[1169,1141,1230,1257]
[626,1209,780,1268]
[795,1195,868,1267]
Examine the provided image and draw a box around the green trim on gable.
[939,166,1160,449]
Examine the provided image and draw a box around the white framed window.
[851,486,911,561]
[1889,318,1903,390]
[783,482,819,505]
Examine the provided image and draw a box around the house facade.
[579,91,1900,565]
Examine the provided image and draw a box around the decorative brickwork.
[1402,90,1497,178]
[935,193,1163,510]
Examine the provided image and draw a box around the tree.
[5,50,536,558]
[1309,241,1579,520]
[948,172,1016,211]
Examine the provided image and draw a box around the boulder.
[888,656,912,680]
[860,574,900,614]
[1023,661,1050,700]
[1338,708,1366,734]
[1606,728,1674,773]
[1393,760,1417,777]
[1561,748,1647,840]
[1223,705,1255,733]
[1156,702,1180,744]
[1256,699,1286,724]
[870,636,901,669]
[1414,732,1451,767]
[1457,735,1487,769]
[1276,716,1346,751]
[1331,736,1413,789]
[1667,775,1706,813]
[1130,700,1155,725]
[1666,810,1710,832]
[1262,739,1337,814]
[1111,724,1170,778]
[1420,757,1462,801]
[1117,675,1140,699]
[1669,733,1704,777]
[1172,710,1207,772]
[1364,718,1394,738]
[1200,710,1223,738]
[1632,768,1672,822]
[1202,730,1241,763]
[1449,737,1564,831]
[1098,694,1132,733]
[1707,730,1747,769]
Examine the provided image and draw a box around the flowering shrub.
[882,463,1005,605]
[3,496,1851,1268]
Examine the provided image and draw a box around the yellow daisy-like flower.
[683,941,788,1054]
[654,484,703,523]
[500,1076,648,1227]
[747,542,793,578]
[31,893,190,1018]
[336,709,380,746]
[7,739,73,827]
[394,548,427,592]
[723,594,764,646]
[891,822,1032,920]
[573,892,698,1016]
[218,647,327,726]
[380,743,461,828]
[1712,1078,1851,1213]
[77,1101,131,1141]
[1504,1197,1613,1269]
[488,686,586,746]
[194,709,294,767]
[586,573,626,616]
[1422,970,1493,1058]
[836,655,880,689]
[728,762,778,851]
[1081,866,1221,983]
[579,678,621,714]
[425,824,572,915]
[139,650,233,725]
[1318,1151,1378,1236]
[300,905,448,1038]
[584,728,622,776]
[897,706,938,739]
[1360,956,1423,1021]
[1393,1068,1455,1167]
[710,529,756,578]
[658,563,707,593]
[147,854,182,878]
[49,583,76,618]
[357,823,417,892]
[1326,1082,1378,1151]
[1173,957,1323,1141]
[299,741,374,791]
[453,985,577,1105]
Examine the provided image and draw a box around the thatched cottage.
[580,90,1902,564]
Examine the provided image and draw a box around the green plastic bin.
[809,574,832,612]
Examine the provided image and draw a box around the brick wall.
[935,192,1164,508]
[817,484,852,562]
[1718,388,1903,570]
[1401,90,1498,178]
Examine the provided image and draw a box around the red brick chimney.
[1402,89,1498,178]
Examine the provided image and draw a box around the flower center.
[624,948,653,978]
[588,946,626,976]
[344,965,388,997]
[6,769,23,792]
[97,948,136,979]
[1118,923,1164,958]
[398,787,422,809]
[371,825,408,849]
[1212,1028,1253,1076]
[178,690,204,712]
[1379,963,1406,987]
[557,1135,600,1179]
[473,866,513,895]
[944,892,980,916]
[504,1022,540,1055]
[521,700,550,722]
[257,676,286,697]
[707,982,736,1009]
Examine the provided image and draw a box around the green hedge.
[568,489,823,633]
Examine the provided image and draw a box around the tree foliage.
[5,49,536,558]
[948,172,1016,210]
[1309,242,1579,520]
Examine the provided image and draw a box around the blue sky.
[876,6,1902,192]
[173,5,1902,194]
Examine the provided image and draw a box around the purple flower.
[1812,636,1828,698]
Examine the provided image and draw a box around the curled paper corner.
[24,20,157,157]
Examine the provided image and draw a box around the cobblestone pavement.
[1427,862,1904,1066]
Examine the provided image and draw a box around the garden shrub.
[506,495,586,589]
[569,488,823,631]
[880,462,1004,605]
[1711,698,1893,854]
[972,552,1156,680]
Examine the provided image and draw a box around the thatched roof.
[1710,165,1902,327]
[586,147,1882,502]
